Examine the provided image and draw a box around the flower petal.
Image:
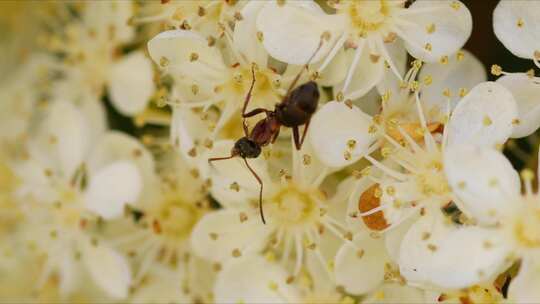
[82,240,131,299]
[445,82,517,149]
[427,226,511,289]
[444,144,520,224]
[309,101,376,168]
[419,50,486,119]
[334,233,390,295]
[399,0,472,62]
[399,210,451,286]
[87,131,155,179]
[84,161,142,219]
[256,2,345,65]
[339,47,385,100]
[147,30,226,91]
[108,51,155,116]
[41,101,89,179]
[363,283,425,304]
[496,73,540,138]
[203,140,270,209]
[190,210,272,262]
[214,256,301,303]
[493,0,540,60]
[508,256,540,303]
[233,1,268,66]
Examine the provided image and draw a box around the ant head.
[232,137,261,159]
[292,81,319,114]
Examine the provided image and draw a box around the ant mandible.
[208,39,325,224]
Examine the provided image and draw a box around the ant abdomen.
[276,81,320,127]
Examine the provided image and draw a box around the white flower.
[44,1,155,116]
[437,144,540,301]
[110,148,215,302]
[309,53,490,169]
[256,0,472,98]
[147,25,286,148]
[0,54,57,145]
[13,101,144,298]
[214,255,344,304]
[131,0,243,39]
[328,80,518,291]
[190,140,352,286]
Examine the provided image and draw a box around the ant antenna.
[243,158,265,224]
[208,154,236,163]
[286,36,325,95]
[208,154,266,224]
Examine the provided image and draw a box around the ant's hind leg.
[292,126,301,150]
[243,158,266,224]
[298,119,311,149]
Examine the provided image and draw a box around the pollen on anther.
[491,65,503,76]
[232,248,242,257]
[426,23,436,34]
[229,182,240,192]
[483,116,492,126]
[302,154,311,165]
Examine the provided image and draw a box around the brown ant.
[208,40,324,224]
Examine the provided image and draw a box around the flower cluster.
[1,0,540,303]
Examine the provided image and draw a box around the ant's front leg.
[241,64,257,117]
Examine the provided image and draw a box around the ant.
[208,39,324,224]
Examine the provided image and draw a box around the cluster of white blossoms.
[2,0,540,303]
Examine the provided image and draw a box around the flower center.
[267,184,319,227]
[228,66,277,100]
[342,0,393,35]
[415,156,449,198]
[509,201,540,249]
[147,196,204,241]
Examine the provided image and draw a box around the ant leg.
[241,63,257,117]
[243,158,266,224]
[292,126,301,150]
[243,108,269,118]
[285,38,325,96]
[271,127,281,144]
[298,119,311,149]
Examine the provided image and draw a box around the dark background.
[464,0,535,78]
